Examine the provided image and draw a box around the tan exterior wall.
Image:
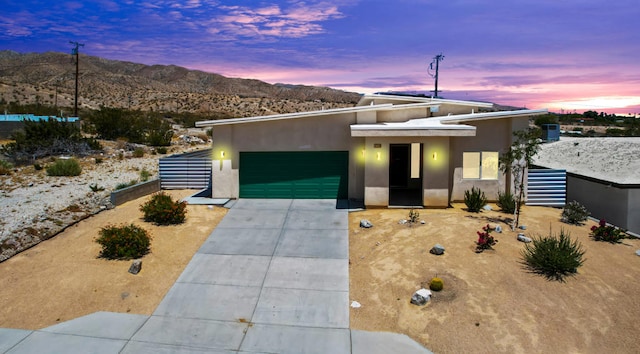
[362,136,452,208]
[210,113,359,199]
[449,119,515,201]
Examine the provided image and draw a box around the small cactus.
[429,277,444,292]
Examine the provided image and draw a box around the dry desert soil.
[1,197,639,354]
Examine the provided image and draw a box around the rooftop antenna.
[69,41,84,117]
[428,53,444,98]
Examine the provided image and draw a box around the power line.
[428,53,445,98]
[69,41,84,117]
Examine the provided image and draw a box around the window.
[463,152,499,180]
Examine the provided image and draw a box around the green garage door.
[239,151,348,199]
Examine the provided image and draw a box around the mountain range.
[0,50,362,118]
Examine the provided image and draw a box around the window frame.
[462,151,499,180]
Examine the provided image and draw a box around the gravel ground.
[0,142,208,262]
[534,137,640,184]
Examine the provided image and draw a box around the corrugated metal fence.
[159,149,212,189]
[526,168,567,207]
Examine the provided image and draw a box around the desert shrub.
[590,219,626,243]
[156,147,168,154]
[115,180,138,190]
[96,223,151,260]
[497,191,516,214]
[140,192,187,225]
[132,147,145,158]
[95,157,103,164]
[521,229,585,281]
[89,183,105,192]
[46,158,82,176]
[429,277,444,292]
[475,224,497,252]
[464,187,487,212]
[561,201,590,225]
[139,168,152,182]
[408,209,419,223]
[0,160,13,175]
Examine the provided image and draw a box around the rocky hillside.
[0,51,361,117]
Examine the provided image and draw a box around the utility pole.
[70,41,84,117]
[428,53,445,98]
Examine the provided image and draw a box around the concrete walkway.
[1,199,431,353]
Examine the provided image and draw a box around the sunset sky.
[1,1,638,114]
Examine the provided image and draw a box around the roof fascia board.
[195,103,393,127]
[351,127,476,137]
[359,94,494,108]
[439,108,548,124]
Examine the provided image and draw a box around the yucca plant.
[497,191,517,214]
[521,229,585,282]
[464,187,487,213]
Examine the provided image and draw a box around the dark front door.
[389,144,423,206]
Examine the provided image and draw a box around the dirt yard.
[2,196,639,353]
[0,190,226,329]
[349,205,640,354]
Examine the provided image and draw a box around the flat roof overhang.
[351,124,476,137]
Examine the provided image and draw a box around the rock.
[430,244,445,255]
[483,204,492,211]
[421,220,426,224]
[350,301,361,308]
[636,250,640,257]
[398,219,407,225]
[360,219,373,228]
[519,225,527,230]
[517,234,532,243]
[410,288,432,306]
[494,225,502,233]
[128,259,142,275]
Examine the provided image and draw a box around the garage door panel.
[239,151,348,199]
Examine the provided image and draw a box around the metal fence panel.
[526,169,566,207]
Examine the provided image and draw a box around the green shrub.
[590,219,626,243]
[497,191,516,214]
[33,162,43,171]
[89,183,105,192]
[95,157,103,164]
[464,187,487,212]
[521,229,585,281]
[46,158,82,176]
[561,201,589,225]
[139,168,152,182]
[132,147,145,158]
[156,147,168,154]
[429,277,444,292]
[0,160,14,175]
[140,192,187,225]
[115,180,138,190]
[96,223,151,260]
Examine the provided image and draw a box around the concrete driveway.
[1,199,431,353]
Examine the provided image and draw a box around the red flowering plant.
[476,224,498,252]
[590,219,626,243]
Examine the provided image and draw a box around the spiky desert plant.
[521,229,585,282]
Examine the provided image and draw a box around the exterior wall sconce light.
[433,152,437,160]
[220,151,225,158]
[376,152,381,161]
[362,149,366,158]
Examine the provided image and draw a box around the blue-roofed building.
[0,114,80,138]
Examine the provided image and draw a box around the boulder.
[494,225,502,233]
[517,234,532,243]
[483,205,493,211]
[430,244,445,255]
[360,219,373,228]
[519,225,527,230]
[410,288,432,306]
[636,250,640,257]
[128,259,142,275]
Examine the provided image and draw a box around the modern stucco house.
[196,94,547,207]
